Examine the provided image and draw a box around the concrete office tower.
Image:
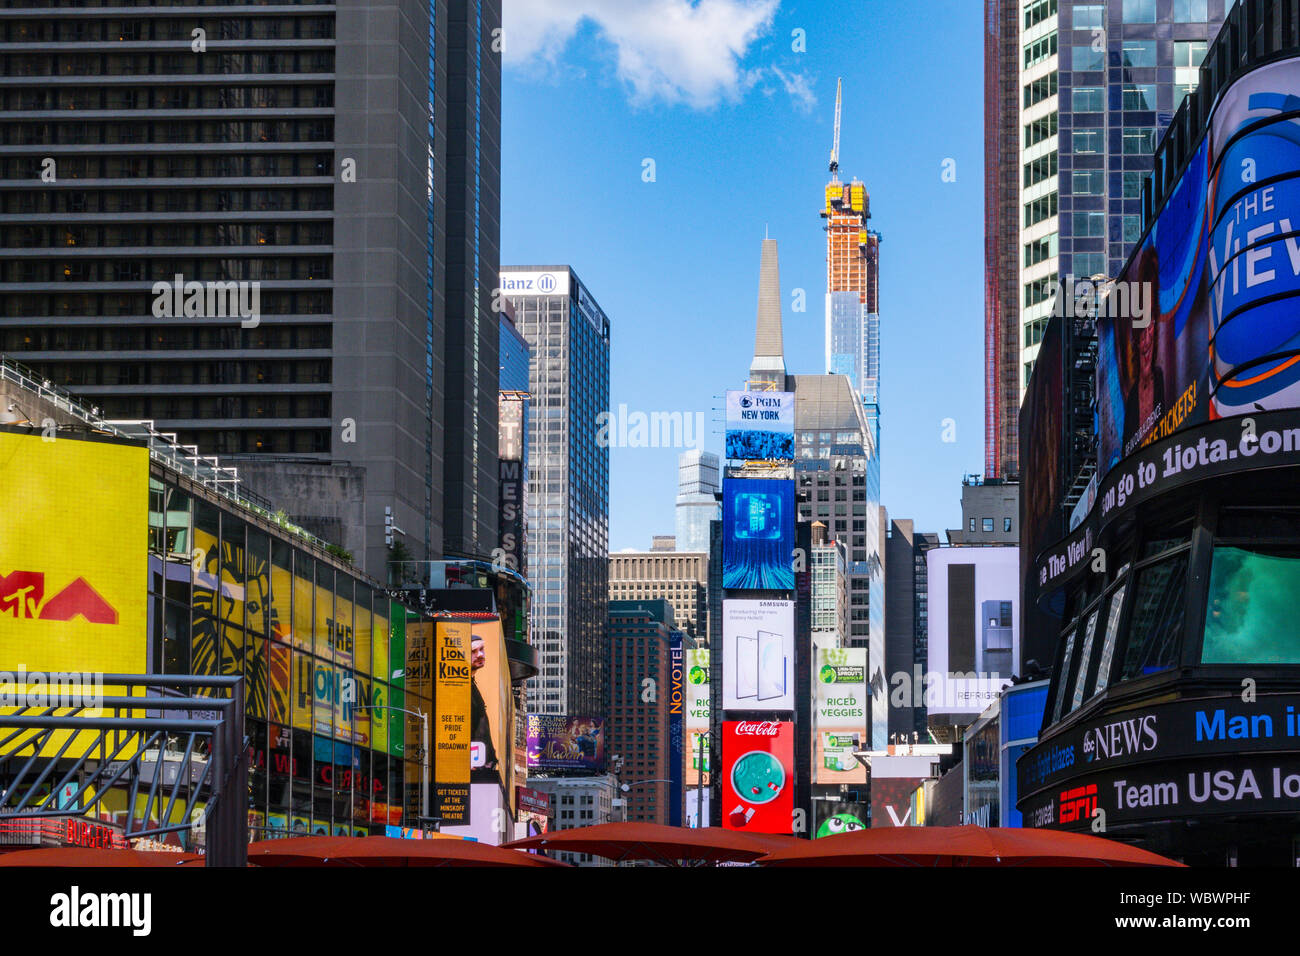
[810,521,849,645]
[608,548,708,642]
[0,0,503,577]
[945,476,1020,544]
[1014,0,1226,397]
[885,518,941,738]
[985,0,1023,481]
[675,449,720,553]
[501,265,611,716]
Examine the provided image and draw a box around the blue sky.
[500,0,986,550]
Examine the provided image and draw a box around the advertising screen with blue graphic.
[722,478,794,590]
[1097,58,1300,475]
[725,390,794,460]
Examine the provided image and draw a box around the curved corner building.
[1018,1,1300,865]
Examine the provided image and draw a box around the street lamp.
[352,704,430,829]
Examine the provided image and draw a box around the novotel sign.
[499,270,570,298]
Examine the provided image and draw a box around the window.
[1024,151,1059,187]
[1024,72,1058,108]
[1122,84,1158,111]
[1025,0,1057,29]
[1024,192,1058,227]
[1092,583,1127,697]
[1072,4,1104,29]
[1072,87,1104,112]
[982,518,994,532]
[1024,234,1058,268]
[1121,40,1157,68]
[1025,32,1058,68]
[1123,214,1143,244]
[969,518,976,533]
[1123,170,1147,198]
[1004,517,1013,533]
[1175,41,1207,104]
[1072,46,1104,72]
[1119,552,1190,681]
[1070,610,1100,712]
[1025,111,1058,147]
[1122,0,1156,22]
[1073,169,1104,195]
[1173,0,1207,20]
[1073,212,1105,237]
[1123,128,1156,155]
[1051,624,1078,723]
[1072,129,1103,153]
[1074,252,1106,277]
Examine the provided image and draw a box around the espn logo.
[1058,783,1098,824]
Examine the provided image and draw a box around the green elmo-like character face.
[819,664,836,684]
[817,813,865,838]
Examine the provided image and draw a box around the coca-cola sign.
[733,720,781,736]
[722,721,794,834]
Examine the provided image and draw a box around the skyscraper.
[675,449,720,553]
[1013,0,1227,400]
[0,0,503,576]
[822,80,881,441]
[501,265,611,716]
[608,548,708,641]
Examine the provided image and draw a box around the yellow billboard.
[434,622,472,825]
[0,430,148,756]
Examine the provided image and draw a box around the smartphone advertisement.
[722,600,794,712]
[722,720,794,833]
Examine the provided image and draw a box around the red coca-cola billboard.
[722,720,793,833]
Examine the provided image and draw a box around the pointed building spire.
[749,237,786,388]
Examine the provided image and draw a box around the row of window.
[2,15,334,42]
[3,257,330,282]
[1,290,331,318]
[1026,31,1058,69]
[32,358,331,387]
[0,188,334,216]
[1,119,332,146]
[3,223,332,250]
[3,323,330,352]
[1025,191,1059,228]
[0,85,332,112]
[3,52,335,77]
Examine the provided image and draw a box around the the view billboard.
[1096,58,1300,476]
[926,547,1019,718]
[811,646,867,784]
[0,430,148,758]
[725,390,794,460]
[722,720,793,833]
[722,599,794,712]
[526,715,605,771]
[722,478,794,590]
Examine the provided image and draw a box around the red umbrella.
[246,835,568,867]
[754,826,1185,867]
[505,822,805,865]
[0,847,200,867]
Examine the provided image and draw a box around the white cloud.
[503,0,781,109]
[768,64,816,112]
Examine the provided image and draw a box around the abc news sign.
[1018,694,1300,828]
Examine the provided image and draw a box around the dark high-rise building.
[607,599,691,825]
[501,265,610,716]
[885,517,940,738]
[0,0,502,576]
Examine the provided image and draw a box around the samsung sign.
[500,270,569,298]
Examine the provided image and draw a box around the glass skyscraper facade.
[1018,0,1228,392]
[502,266,610,716]
[675,449,720,553]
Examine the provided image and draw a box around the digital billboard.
[434,622,472,825]
[725,390,794,460]
[722,478,794,591]
[685,649,710,787]
[525,715,605,771]
[722,600,794,712]
[925,547,1019,717]
[470,620,513,806]
[0,430,148,757]
[811,646,867,784]
[722,720,793,833]
[814,800,868,838]
[1096,58,1300,476]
